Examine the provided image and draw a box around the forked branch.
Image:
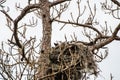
[92,23,120,50]
[55,19,120,51]
[0,3,42,62]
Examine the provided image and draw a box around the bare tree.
[0,0,120,80]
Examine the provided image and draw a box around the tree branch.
[91,23,120,50]
[93,37,114,50]
[14,4,41,23]
[55,20,120,51]
[12,4,41,62]
[50,0,71,7]
[0,10,13,21]
[112,23,120,37]
[55,19,102,36]
[111,0,120,7]
[13,4,41,48]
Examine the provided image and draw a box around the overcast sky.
[0,0,120,80]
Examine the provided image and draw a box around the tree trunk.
[37,1,52,79]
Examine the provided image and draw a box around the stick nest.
[48,41,98,80]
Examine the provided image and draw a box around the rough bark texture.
[37,1,52,79]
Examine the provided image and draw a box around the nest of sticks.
[47,41,98,80]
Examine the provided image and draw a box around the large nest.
[47,41,98,80]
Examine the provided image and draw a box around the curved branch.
[0,10,13,21]
[55,19,102,36]
[12,4,41,61]
[14,4,41,23]
[13,21,22,48]
[91,23,120,50]
[13,4,41,49]
[13,4,41,47]
[111,0,120,7]
[50,0,71,7]
[55,21,120,48]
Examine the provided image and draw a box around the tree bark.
[37,1,52,79]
